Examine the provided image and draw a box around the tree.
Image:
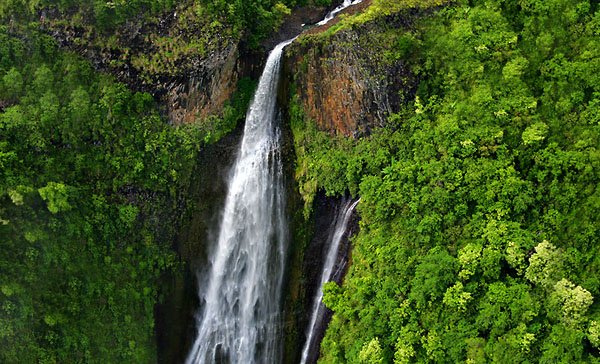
[525,241,563,290]
[32,64,54,96]
[549,279,593,327]
[409,247,457,308]
[1,67,23,101]
[38,182,72,214]
[359,338,384,364]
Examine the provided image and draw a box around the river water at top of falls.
[186,1,363,363]
[317,0,364,26]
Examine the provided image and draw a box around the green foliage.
[1,67,23,101]
[197,77,257,144]
[38,182,73,214]
[359,338,384,364]
[202,0,295,47]
[549,279,593,326]
[0,0,176,30]
[311,0,445,36]
[288,0,600,362]
[0,26,207,363]
[525,240,564,289]
[1,0,307,93]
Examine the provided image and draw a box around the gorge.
[1,1,599,364]
[185,2,363,363]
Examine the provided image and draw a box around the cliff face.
[43,2,423,362]
[46,3,340,126]
[155,125,244,364]
[166,3,336,125]
[281,10,421,137]
[47,11,256,125]
[166,43,253,124]
[277,7,433,363]
[152,6,425,364]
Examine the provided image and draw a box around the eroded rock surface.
[281,8,423,137]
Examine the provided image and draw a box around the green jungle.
[1,0,599,363]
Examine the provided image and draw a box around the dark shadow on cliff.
[155,123,244,364]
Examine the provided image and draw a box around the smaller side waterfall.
[300,198,359,364]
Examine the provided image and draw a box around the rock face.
[48,20,253,126]
[166,43,246,124]
[149,5,346,364]
[155,124,244,364]
[166,2,337,125]
[43,3,423,363]
[46,3,341,126]
[281,9,421,137]
[277,7,433,363]
[299,193,360,363]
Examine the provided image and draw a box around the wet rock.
[281,7,424,137]
[43,3,340,126]
[259,3,337,52]
[167,43,241,124]
[156,124,245,364]
[299,192,360,364]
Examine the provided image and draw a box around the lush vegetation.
[0,0,327,90]
[0,16,255,361]
[5,0,599,362]
[0,0,332,362]
[0,0,324,46]
[290,0,600,362]
[0,0,291,33]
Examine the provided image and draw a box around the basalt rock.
[298,192,360,364]
[166,42,242,124]
[281,6,422,137]
[156,124,244,364]
[45,3,339,126]
[47,11,248,126]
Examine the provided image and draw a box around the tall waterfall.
[300,198,359,364]
[185,39,293,364]
[186,1,365,363]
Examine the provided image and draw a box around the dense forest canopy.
[288,0,600,363]
[0,0,261,361]
[0,22,204,362]
[0,0,326,41]
[1,0,600,363]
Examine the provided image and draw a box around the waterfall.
[300,198,359,364]
[317,0,364,26]
[185,39,292,364]
[186,1,365,363]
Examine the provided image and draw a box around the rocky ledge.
[43,2,341,126]
[281,5,425,137]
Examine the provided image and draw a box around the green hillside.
[289,0,600,362]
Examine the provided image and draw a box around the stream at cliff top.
[185,1,363,363]
[317,0,364,26]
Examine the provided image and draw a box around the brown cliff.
[45,2,339,126]
[281,8,424,137]
[46,5,258,126]
[166,42,245,124]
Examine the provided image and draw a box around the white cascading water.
[185,39,292,364]
[186,1,365,363]
[300,198,359,364]
[316,0,364,26]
